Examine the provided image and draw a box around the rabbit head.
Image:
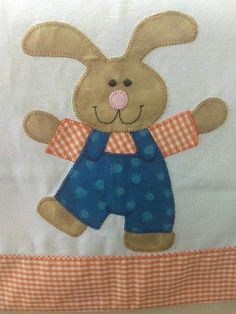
[22,11,197,132]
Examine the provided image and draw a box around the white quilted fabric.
[0,0,235,255]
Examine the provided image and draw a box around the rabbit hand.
[192,98,228,134]
[23,110,60,144]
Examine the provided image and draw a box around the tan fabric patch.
[192,98,228,134]
[37,197,87,237]
[22,21,106,66]
[124,231,175,252]
[72,60,167,132]
[23,110,60,144]
[124,11,198,61]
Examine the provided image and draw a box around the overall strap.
[131,129,162,162]
[85,130,110,160]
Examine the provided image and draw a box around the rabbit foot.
[37,197,87,237]
[124,231,175,252]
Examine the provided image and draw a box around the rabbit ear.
[22,22,107,66]
[124,11,198,61]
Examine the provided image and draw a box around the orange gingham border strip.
[0,246,236,311]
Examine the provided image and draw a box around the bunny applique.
[22,11,228,252]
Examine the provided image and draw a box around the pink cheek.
[109,90,128,110]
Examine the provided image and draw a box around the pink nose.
[109,90,128,110]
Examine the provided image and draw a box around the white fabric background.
[0,0,235,256]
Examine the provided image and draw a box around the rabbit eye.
[108,79,117,87]
[123,79,132,87]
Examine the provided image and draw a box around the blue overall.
[55,129,175,233]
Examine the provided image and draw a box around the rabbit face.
[73,59,166,132]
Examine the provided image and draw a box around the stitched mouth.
[119,105,144,124]
[92,105,144,125]
[92,106,119,124]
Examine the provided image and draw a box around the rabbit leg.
[37,197,87,237]
[124,231,175,252]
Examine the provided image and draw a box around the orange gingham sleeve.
[45,118,91,162]
[149,111,199,157]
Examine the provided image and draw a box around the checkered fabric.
[1,247,236,311]
[149,111,199,157]
[45,119,91,161]
[46,111,198,161]
[105,132,137,153]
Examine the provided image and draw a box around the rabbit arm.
[192,98,228,134]
[45,119,91,162]
[149,111,199,157]
[23,110,60,144]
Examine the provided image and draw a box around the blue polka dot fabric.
[55,129,175,233]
